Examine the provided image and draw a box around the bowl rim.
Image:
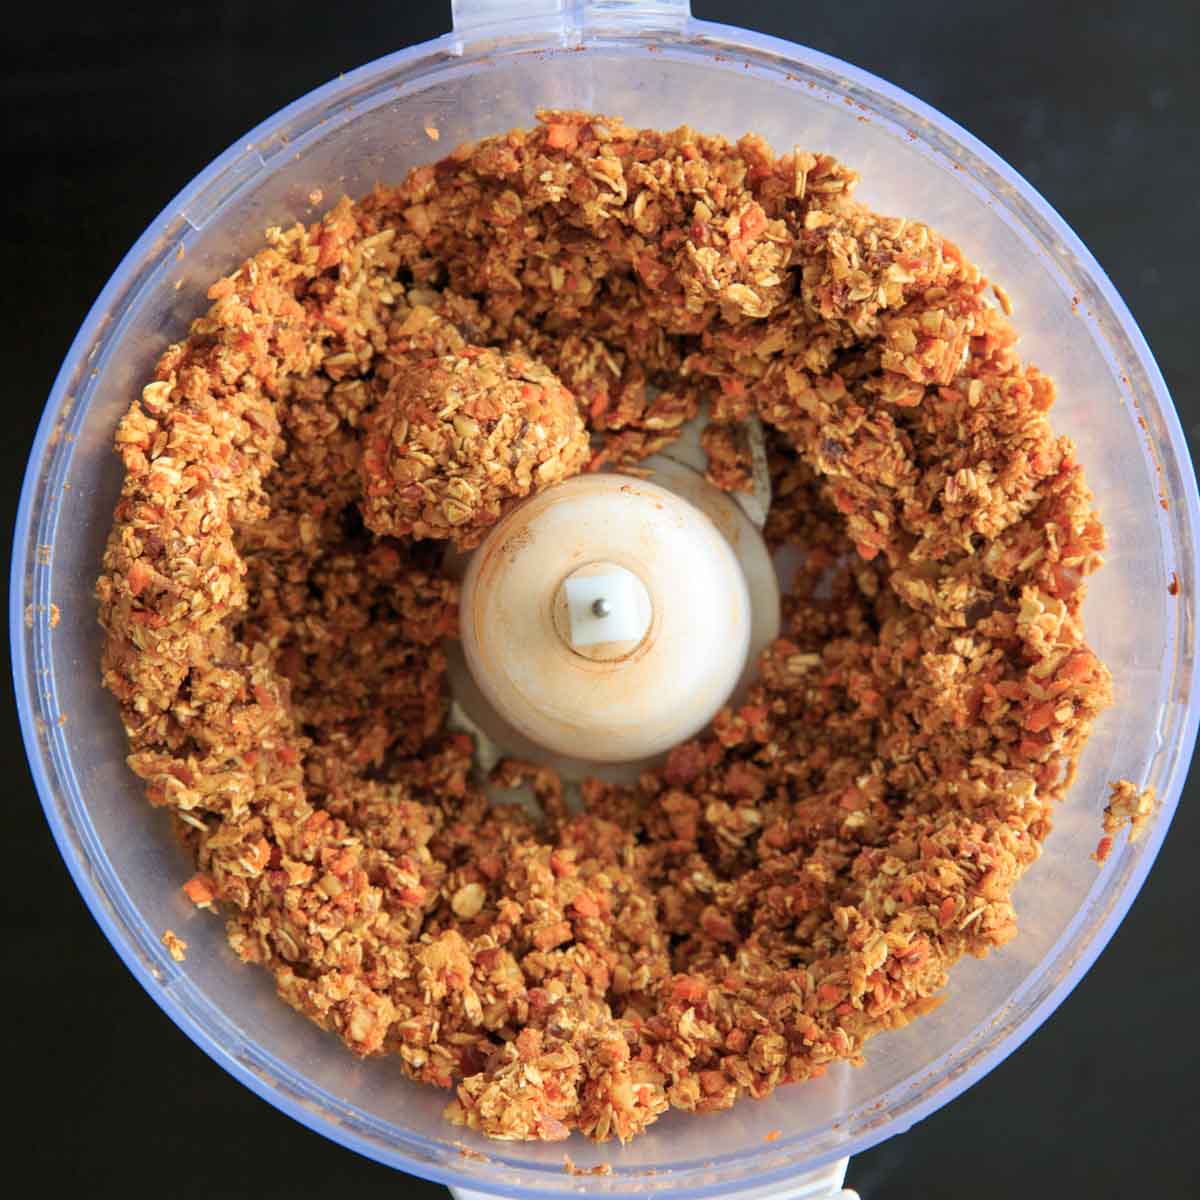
[11,14,1200,1197]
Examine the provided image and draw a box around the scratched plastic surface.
[12,3,1199,1196]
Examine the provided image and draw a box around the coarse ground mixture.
[98,110,1135,1144]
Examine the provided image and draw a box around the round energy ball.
[359,348,590,548]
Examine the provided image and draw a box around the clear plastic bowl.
[11,2,1198,1195]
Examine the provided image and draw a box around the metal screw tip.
[592,597,611,618]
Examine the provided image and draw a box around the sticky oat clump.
[360,348,589,548]
[97,110,1128,1147]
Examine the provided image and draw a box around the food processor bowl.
[12,1,1198,1195]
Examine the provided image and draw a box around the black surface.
[4,3,1197,1197]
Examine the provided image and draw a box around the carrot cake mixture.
[97,111,1123,1143]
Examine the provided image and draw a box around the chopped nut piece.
[160,930,188,962]
[1094,780,1156,862]
[452,882,486,919]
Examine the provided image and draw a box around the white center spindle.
[458,473,752,763]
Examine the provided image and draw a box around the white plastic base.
[449,1156,857,1200]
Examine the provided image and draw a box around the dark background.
[4,2,1197,1196]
